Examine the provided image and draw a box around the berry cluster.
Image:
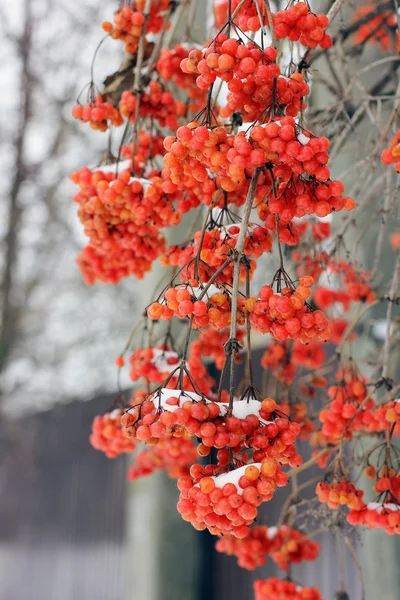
[120,131,166,175]
[70,166,182,283]
[147,284,237,330]
[181,37,279,91]
[254,577,323,600]
[215,525,274,570]
[164,224,272,285]
[77,244,156,283]
[120,83,186,130]
[247,119,332,181]
[121,391,222,442]
[72,94,123,131]
[268,525,320,570]
[261,341,295,384]
[316,480,366,511]
[214,0,270,32]
[319,373,375,442]
[348,502,400,535]
[370,400,400,435]
[247,278,331,343]
[221,71,309,122]
[177,462,288,537]
[374,471,400,503]
[89,409,137,458]
[127,436,198,481]
[274,3,332,49]
[129,347,180,383]
[381,129,400,173]
[157,45,207,114]
[190,327,245,370]
[215,524,319,571]
[293,340,326,370]
[101,1,170,53]
[257,176,355,230]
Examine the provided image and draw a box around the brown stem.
[227,170,261,410]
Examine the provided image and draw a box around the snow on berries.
[129,347,180,383]
[70,166,182,283]
[177,462,288,537]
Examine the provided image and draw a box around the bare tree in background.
[0,0,146,413]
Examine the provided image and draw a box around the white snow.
[297,133,310,145]
[109,408,122,419]
[151,349,180,374]
[93,159,131,173]
[372,320,393,341]
[367,502,400,513]
[266,526,278,539]
[219,399,274,425]
[153,388,203,411]
[190,284,222,300]
[212,463,262,492]
[219,224,255,241]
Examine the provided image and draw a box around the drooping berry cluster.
[177,462,288,537]
[70,167,182,283]
[163,224,272,284]
[127,436,198,480]
[101,1,170,53]
[120,83,187,130]
[215,524,319,571]
[316,480,366,511]
[157,45,207,114]
[348,502,400,535]
[247,277,331,343]
[274,3,332,49]
[90,409,138,458]
[190,327,245,370]
[254,577,323,600]
[147,284,238,330]
[129,347,180,383]
[319,372,375,442]
[381,129,400,173]
[72,94,123,131]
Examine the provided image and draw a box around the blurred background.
[0,0,400,599]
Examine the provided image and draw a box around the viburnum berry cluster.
[215,524,319,570]
[90,408,137,458]
[382,129,400,173]
[177,462,288,536]
[254,577,323,600]
[74,0,400,596]
[72,94,123,130]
